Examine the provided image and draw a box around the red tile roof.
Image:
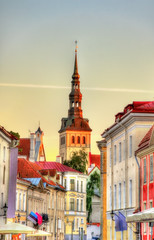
[136,125,154,154]
[18,138,30,159]
[102,101,154,136]
[36,161,82,173]
[0,126,18,140]
[17,158,57,186]
[89,153,100,168]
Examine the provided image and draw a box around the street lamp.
[0,203,8,217]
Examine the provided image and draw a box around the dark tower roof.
[59,44,92,133]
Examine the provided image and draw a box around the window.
[81,199,83,212]
[110,186,112,210]
[1,193,3,208]
[77,136,80,144]
[23,194,26,211]
[114,145,116,165]
[81,218,84,224]
[19,193,21,210]
[77,199,79,211]
[119,183,121,209]
[119,142,122,162]
[144,202,146,234]
[77,180,79,192]
[77,218,79,229]
[64,179,67,189]
[123,140,125,160]
[73,219,75,231]
[150,201,153,209]
[81,181,83,193]
[110,148,111,167]
[3,146,6,162]
[70,179,75,191]
[129,136,132,157]
[82,136,86,144]
[16,192,18,210]
[72,136,75,144]
[3,166,5,184]
[70,198,75,211]
[129,180,132,207]
[52,194,54,209]
[144,158,146,183]
[60,137,65,145]
[123,181,126,208]
[114,185,117,209]
[150,155,153,181]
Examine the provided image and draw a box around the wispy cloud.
[0,83,153,94]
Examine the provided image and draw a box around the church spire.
[68,42,83,118]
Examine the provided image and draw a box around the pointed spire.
[72,41,80,80]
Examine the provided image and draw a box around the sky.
[0,1,154,160]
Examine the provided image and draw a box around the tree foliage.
[10,131,20,139]
[86,171,100,222]
[63,149,88,173]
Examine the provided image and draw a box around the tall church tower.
[59,45,92,165]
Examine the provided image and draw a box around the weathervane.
[75,40,78,51]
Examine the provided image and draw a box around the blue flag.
[118,212,127,231]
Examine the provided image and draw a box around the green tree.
[63,149,88,173]
[10,131,20,139]
[86,171,100,222]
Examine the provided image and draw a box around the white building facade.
[102,101,154,240]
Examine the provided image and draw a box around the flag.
[115,214,120,232]
[36,212,42,225]
[119,212,127,231]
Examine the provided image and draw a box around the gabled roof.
[0,126,18,140]
[102,101,154,136]
[88,165,100,176]
[36,161,82,173]
[18,138,30,159]
[17,158,56,187]
[89,153,100,168]
[136,125,154,154]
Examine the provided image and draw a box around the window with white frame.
[23,194,26,211]
[73,219,75,231]
[144,158,146,183]
[150,155,153,182]
[119,142,122,162]
[77,180,79,192]
[81,218,84,224]
[77,218,79,229]
[110,186,112,210]
[77,199,79,211]
[119,183,121,209]
[19,193,21,210]
[3,146,6,162]
[129,180,132,207]
[123,181,126,208]
[70,179,75,191]
[64,179,67,189]
[81,181,83,193]
[114,185,117,209]
[129,136,132,158]
[1,193,3,208]
[114,145,117,165]
[123,140,125,161]
[110,148,111,167]
[70,198,75,211]
[150,201,153,209]
[81,199,83,212]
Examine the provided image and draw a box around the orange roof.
[18,138,30,159]
[89,153,100,168]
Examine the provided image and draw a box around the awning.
[0,223,36,234]
[127,208,154,223]
[27,230,51,237]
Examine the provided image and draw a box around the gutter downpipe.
[135,155,141,240]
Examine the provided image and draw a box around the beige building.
[102,101,154,240]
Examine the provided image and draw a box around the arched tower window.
[72,102,74,107]
[83,136,86,144]
[76,102,79,107]
[77,136,80,144]
[72,136,75,144]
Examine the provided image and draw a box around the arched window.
[72,102,74,107]
[72,136,75,144]
[76,102,79,107]
[77,136,80,144]
[83,136,86,144]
